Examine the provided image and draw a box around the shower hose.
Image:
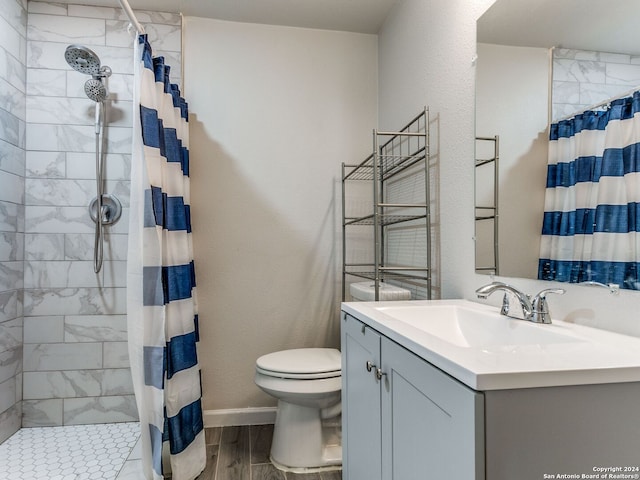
[93,100,106,273]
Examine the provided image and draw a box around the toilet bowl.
[254,348,342,472]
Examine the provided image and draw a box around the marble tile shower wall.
[552,48,640,121]
[21,1,182,427]
[0,0,26,444]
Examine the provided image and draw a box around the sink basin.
[375,304,582,348]
[344,299,640,389]
[342,299,640,390]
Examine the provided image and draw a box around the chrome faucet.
[475,281,533,320]
[475,282,565,324]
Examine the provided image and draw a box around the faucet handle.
[499,292,509,316]
[531,288,565,324]
[533,288,565,302]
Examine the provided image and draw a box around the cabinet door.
[341,313,382,480]
[381,338,485,480]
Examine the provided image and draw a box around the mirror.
[475,0,640,289]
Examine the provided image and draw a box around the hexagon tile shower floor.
[0,423,140,479]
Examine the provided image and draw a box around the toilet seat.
[256,348,341,380]
[256,368,341,380]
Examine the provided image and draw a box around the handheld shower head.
[65,45,102,76]
[84,78,108,103]
[65,45,111,102]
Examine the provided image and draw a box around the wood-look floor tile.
[252,463,286,480]
[216,426,250,480]
[320,471,342,480]
[250,424,274,464]
[194,443,219,480]
[285,472,321,479]
[186,423,341,480]
[205,427,221,446]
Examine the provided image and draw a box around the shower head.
[65,45,111,102]
[84,78,108,102]
[65,44,102,76]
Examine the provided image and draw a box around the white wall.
[378,0,640,339]
[475,43,549,279]
[378,0,494,299]
[183,17,378,410]
[181,0,640,414]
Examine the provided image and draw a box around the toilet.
[254,348,342,472]
[350,281,412,301]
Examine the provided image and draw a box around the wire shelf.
[344,269,431,282]
[342,107,432,301]
[345,213,428,227]
[343,147,427,182]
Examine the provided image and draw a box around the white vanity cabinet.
[342,301,640,480]
[342,313,485,479]
[342,312,383,480]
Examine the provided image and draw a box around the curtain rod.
[118,0,145,34]
[555,84,640,123]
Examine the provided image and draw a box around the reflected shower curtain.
[538,91,640,289]
[127,34,206,479]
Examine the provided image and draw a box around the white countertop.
[342,299,640,390]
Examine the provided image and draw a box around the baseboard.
[203,407,277,428]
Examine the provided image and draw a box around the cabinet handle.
[366,361,375,372]
[375,368,387,380]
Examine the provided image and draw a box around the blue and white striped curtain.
[538,91,640,290]
[127,34,206,479]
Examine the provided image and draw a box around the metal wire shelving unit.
[342,107,432,301]
[475,135,499,275]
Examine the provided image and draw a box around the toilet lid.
[256,348,341,379]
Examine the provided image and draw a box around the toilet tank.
[349,281,411,301]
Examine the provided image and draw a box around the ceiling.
[51,0,639,53]
[478,0,640,56]
[53,0,398,34]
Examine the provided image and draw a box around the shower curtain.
[127,34,206,479]
[538,91,640,290]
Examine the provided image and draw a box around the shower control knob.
[89,194,122,226]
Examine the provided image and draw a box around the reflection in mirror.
[474,40,549,279]
[475,0,640,290]
[539,93,640,290]
[475,136,499,275]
